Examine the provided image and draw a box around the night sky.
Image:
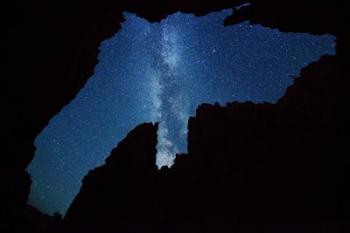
[27,9,336,215]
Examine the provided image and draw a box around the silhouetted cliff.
[64,123,159,233]
[23,205,62,233]
[186,55,345,232]
[2,0,347,232]
[63,56,345,232]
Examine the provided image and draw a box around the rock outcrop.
[64,56,345,232]
[64,123,159,233]
[24,205,62,233]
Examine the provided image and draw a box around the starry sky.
[26,9,336,215]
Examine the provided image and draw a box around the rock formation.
[2,0,347,232]
[64,123,159,232]
[62,55,345,232]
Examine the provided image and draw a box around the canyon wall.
[2,0,347,232]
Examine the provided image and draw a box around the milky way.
[26,10,336,215]
[153,22,189,167]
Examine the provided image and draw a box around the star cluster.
[27,9,336,215]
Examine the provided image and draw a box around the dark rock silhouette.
[2,0,347,232]
[64,122,159,232]
[24,205,62,233]
[62,55,346,233]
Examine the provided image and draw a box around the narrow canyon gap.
[26,9,336,215]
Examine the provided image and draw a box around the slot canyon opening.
[26,9,336,216]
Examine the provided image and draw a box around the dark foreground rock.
[63,56,346,233]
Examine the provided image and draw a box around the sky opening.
[26,9,336,215]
